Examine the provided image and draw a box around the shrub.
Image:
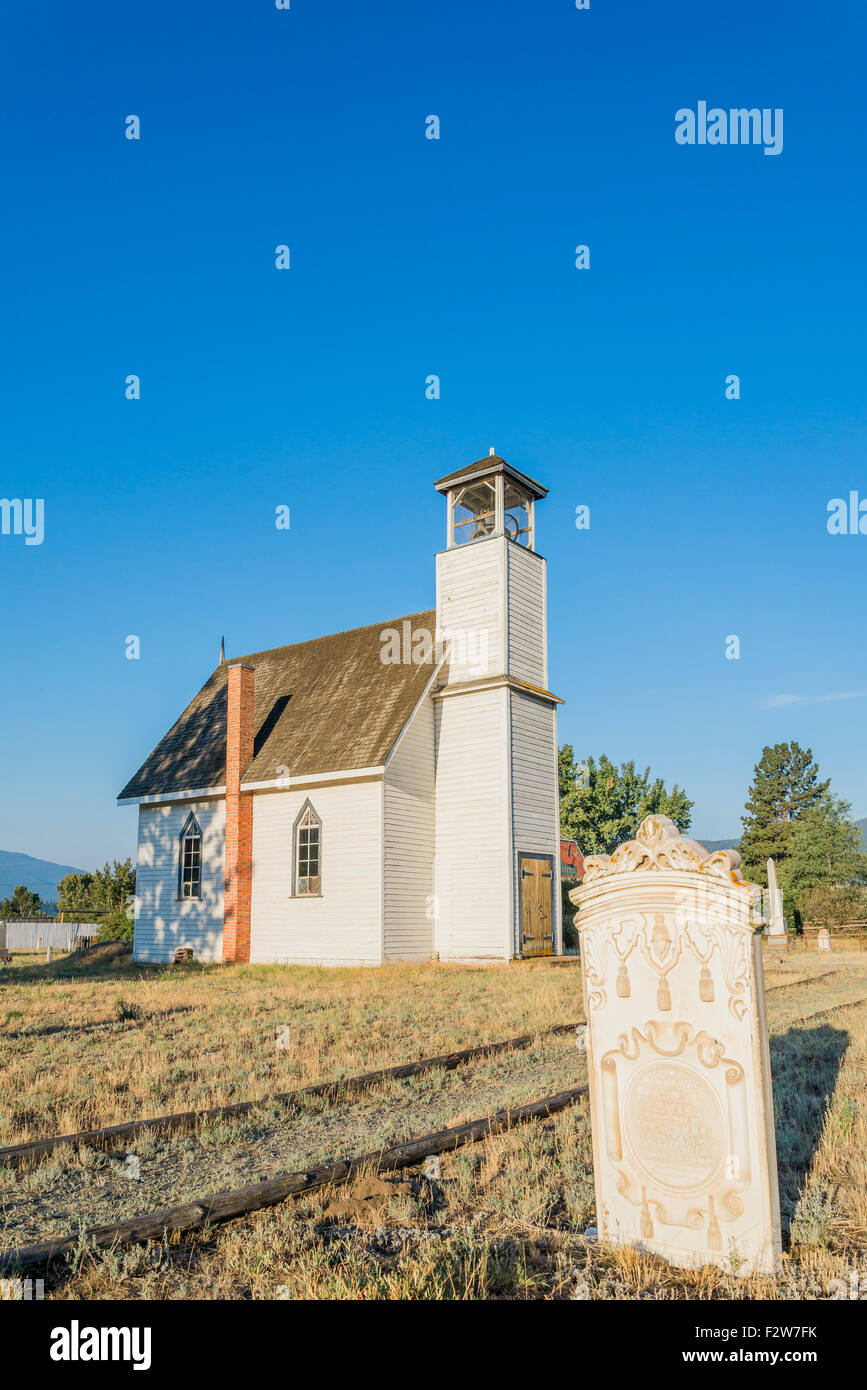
[96,911,134,944]
[114,997,142,1023]
[561,881,580,949]
[801,884,867,928]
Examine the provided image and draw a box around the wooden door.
[519,854,554,957]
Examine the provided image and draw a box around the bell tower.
[432,453,563,961]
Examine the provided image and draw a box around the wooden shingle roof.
[433,455,548,499]
[118,610,437,801]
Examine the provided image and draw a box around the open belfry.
[570,816,782,1274]
[119,453,563,966]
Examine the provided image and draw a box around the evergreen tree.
[0,884,44,917]
[559,747,692,856]
[739,742,830,883]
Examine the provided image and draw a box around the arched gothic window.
[178,812,203,899]
[293,801,321,896]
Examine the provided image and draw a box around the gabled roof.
[433,455,548,499]
[118,610,437,801]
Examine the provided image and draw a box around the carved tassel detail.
[657,975,671,1011]
[699,966,714,1003]
[617,963,630,998]
[640,1189,653,1239]
[707,1197,721,1252]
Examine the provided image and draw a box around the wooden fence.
[763,922,867,952]
[0,919,98,950]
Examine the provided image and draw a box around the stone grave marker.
[766,858,788,949]
[570,815,781,1275]
[817,928,832,951]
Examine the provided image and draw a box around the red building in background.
[560,839,585,881]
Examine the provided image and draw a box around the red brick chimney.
[223,662,255,963]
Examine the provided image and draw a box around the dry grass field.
[1,944,865,1300]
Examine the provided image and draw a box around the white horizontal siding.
[383,696,436,962]
[436,540,505,682]
[434,686,510,959]
[510,692,560,953]
[250,780,382,965]
[133,799,225,963]
[507,544,547,687]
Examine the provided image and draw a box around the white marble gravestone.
[570,815,782,1275]
[766,858,788,946]
[817,928,832,951]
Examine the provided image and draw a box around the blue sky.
[2,0,866,870]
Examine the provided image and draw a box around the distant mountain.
[696,836,739,853]
[0,850,84,905]
[697,818,867,854]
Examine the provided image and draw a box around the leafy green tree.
[94,859,136,910]
[56,871,95,914]
[0,884,44,917]
[57,859,135,916]
[559,747,693,856]
[738,743,830,884]
[777,795,867,925]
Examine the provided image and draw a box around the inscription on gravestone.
[627,1062,725,1191]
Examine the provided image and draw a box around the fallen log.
[0,1082,589,1275]
[0,1021,580,1170]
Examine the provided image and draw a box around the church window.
[178,813,203,899]
[294,802,321,896]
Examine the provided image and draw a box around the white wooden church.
[119,454,563,966]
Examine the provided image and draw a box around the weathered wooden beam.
[0,1083,589,1275]
[0,1022,579,1169]
[791,994,867,1027]
[765,969,843,993]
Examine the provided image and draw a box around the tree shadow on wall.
[769,1024,849,1244]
